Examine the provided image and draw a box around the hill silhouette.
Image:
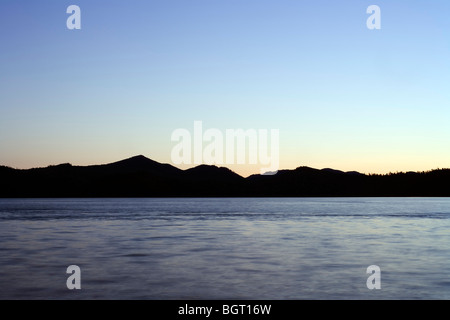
[1,155,450,197]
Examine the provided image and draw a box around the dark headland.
[1,155,449,197]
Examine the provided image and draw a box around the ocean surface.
[0,197,449,300]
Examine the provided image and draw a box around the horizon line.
[1,154,449,178]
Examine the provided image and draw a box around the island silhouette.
[1,155,449,197]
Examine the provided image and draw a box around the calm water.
[0,197,449,300]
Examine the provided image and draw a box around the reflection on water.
[0,198,449,299]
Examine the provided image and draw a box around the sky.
[1,0,449,177]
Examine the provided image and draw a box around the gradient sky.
[1,0,449,177]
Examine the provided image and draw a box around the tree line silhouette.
[1,155,449,197]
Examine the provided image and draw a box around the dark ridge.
[105,155,161,169]
[0,156,450,197]
[345,171,362,176]
[181,164,245,196]
[321,168,345,174]
[184,164,243,181]
[0,165,15,171]
[88,155,183,177]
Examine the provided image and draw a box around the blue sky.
[1,0,449,176]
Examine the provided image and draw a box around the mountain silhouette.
[1,155,450,197]
[101,155,182,176]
